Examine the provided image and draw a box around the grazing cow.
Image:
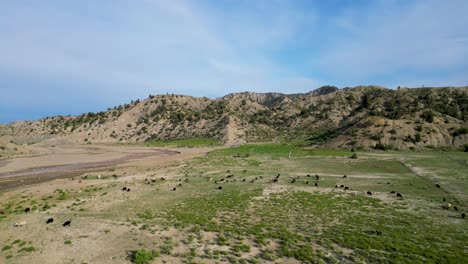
[218,186,223,190]
[14,221,27,227]
[396,193,403,199]
[178,183,183,187]
[443,198,446,202]
[242,179,246,182]
[24,207,31,213]
[390,191,396,194]
[227,174,233,178]
[220,178,225,182]
[160,177,166,181]
[178,179,182,182]
[367,191,373,196]
[226,170,230,173]
[435,184,441,188]
[307,174,311,177]
[259,176,263,179]
[172,187,176,191]
[63,220,71,227]
[462,213,466,219]
[340,185,345,188]
[335,185,338,188]
[277,174,280,177]
[343,175,347,178]
[387,182,390,184]
[46,218,54,224]
[305,181,309,185]
[122,187,127,191]
[454,206,458,211]
[126,188,130,192]
[273,178,278,183]
[344,187,349,190]
[314,182,318,187]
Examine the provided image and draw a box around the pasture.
[0,144,466,263]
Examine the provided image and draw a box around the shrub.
[130,249,159,264]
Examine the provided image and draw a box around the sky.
[1,0,467,123]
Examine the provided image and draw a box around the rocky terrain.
[1,86,467,151]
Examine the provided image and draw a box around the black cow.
[126,188,130,192]
[24,207,31,213]
[122,187,127,191]
[172,187,176,191]
[462,213,466,219]
[435,184,441,188]
[273,178,278,183]
[46,218,54,224]
[63,220,71,227]
[454,206,458,211]
[367,191,372,196]
[218,186,223,190]
[343,175,347,178]
[390,191,396,194]
[396,193,403,199]
[314,182,318,187]
[344,187,349,190]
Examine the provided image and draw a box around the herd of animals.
[1,169,465,231]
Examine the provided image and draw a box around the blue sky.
[1,0,467,123]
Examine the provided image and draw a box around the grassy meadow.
[0,144,467,263]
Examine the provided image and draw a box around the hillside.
[1,86,467,150]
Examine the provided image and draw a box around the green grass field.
[1,144,467,263]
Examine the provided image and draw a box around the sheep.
[208,177,213,182]
[396,193,403,199]
[46,218,54,224]
[63,220,71,227]
[218,186,223,190]
[367,191,373,196]
[97,175,101,180]
[14,221,27,227]
[122,187,127,191]
[24,207,31,213]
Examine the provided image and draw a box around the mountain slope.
[1,86,467,150]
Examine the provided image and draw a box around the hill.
[1,86,467,150]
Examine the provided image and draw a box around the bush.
[130,249,159,264]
